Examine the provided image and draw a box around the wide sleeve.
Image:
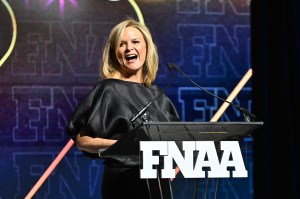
[67,80,134,158]
[67,81,101,141]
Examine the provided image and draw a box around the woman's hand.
[76,132,117,154]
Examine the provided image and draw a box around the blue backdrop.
[0,0,253,198]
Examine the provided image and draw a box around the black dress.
[67,79,180,199]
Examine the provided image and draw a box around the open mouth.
[125,54,138,61]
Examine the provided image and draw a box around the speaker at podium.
[100,121,263,158]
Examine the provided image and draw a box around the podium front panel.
[100,121,263,157]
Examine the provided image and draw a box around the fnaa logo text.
[140,141,247,179]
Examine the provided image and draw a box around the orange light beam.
[25,139,75,199]
[210,68,253,122]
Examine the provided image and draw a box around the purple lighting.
[46,0,78,15]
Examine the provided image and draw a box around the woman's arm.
[75,132,117,154]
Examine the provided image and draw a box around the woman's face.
[117,26,147,78]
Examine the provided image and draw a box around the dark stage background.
[252,0,300,199]
[1,0,291,198]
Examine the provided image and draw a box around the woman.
[67,18,180,199]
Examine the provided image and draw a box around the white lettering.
[139,141,247,179]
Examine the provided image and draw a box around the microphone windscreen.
[167,63,174,70]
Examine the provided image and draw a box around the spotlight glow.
[46,0,78,14]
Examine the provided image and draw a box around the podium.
[100,121,263,157]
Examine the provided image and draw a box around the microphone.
[167,63,256,122]
[130,68,175,128]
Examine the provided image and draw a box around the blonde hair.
[100,18,158,87]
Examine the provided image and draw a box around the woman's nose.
[126,43,133,50]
